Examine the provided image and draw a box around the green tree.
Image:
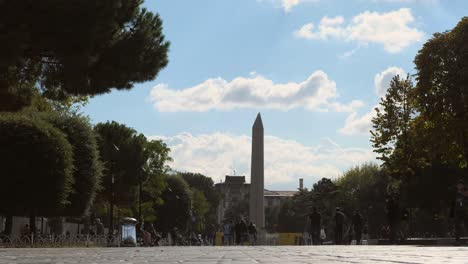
[335,164,390,238]
[41,112,103,217]
[94,121,147,230]
[154,175,192,233]
[139,139,172,222]
[0,114,74,233]
[191,190,210,234]
[414,17,468,168]
[371,75,417,178]
[0,0,169,100]
[180,172,220,233]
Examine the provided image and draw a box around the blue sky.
[82,0,467,190]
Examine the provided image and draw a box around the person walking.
[352,210,363,245]
[248,221,257,245]
[334,207,345,245]
[309,207,321,245]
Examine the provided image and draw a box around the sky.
[82,0,467,190]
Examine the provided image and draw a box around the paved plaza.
[1,246,468,264]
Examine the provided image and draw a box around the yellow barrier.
[278,233,303,245]
[214,232,303,246]
[215,231,223,246]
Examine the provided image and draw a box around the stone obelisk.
[249,113,264,228]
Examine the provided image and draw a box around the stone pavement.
[1,246,468,264]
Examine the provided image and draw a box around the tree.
[139,139,171,222]
[94,121,146,206]
[40,112,103,217]
[0,114,74,233]
[335,164,390,238]
[371,75,417,178]
[414,17,468,168]
[191,190,210,234]
[180,172,220,233]
[154,175,192,233]
[0,0,169,100]
[94,121,147,231]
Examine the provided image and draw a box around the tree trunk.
[4,215,13,235]
[29,211,36,235]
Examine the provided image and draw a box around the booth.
[120,217,137,247]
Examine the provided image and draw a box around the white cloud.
[371,0,438,4]
[374,66,405,98]
[258,0,318,12]
[339,110,377,135]
[295,8,424,53]
[340,66,405,135]
[149,132,376,188]
[282,0,301,12]
[149,71,362,113]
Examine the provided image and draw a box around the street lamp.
[108,144,119,243]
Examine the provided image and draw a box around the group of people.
[308,207,365,245]
[223,219,257,245]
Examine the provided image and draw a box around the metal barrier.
[0,234,121,248]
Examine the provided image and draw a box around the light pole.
[109,174,115,240]
[138,169,142,224]
[109,144,119,243]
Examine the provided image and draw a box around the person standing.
[234,220,241,245]
[223,221,232,246]
[352,210,363,245]
[95,218,104,236]
[334,207,345,245]
[239,219,248,245]
[309,207,321,245]
[452,180,467,244]
[386,195,400,244]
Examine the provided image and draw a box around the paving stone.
[1,246,468,264]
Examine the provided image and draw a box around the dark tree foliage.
[414,17,468,168]
[136,139,171,222]
[180,172,219,210]
[179,172,220,233]
[0,60,40,112]
[0,114,74,216]
[94,121,146,207]
[0,0,170,100]
[41,113,103,216]
[154,175,192,233]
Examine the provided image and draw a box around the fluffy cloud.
[340,67,405,135]
[258,0,318,12]
[339,110,376,135]
[372,0,438,3]
[281,0,301,12]
[295,8,424,53]
[149,132,376,188]
[149,71,362,113]
[374,66,405,98]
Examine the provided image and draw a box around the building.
[215,175,297,225]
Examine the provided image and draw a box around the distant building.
[215,175,297,225]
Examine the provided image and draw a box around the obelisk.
[249,113,264,228]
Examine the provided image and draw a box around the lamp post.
[109,174,115,242]
[109,144,119,243]
[138,169,142,224]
